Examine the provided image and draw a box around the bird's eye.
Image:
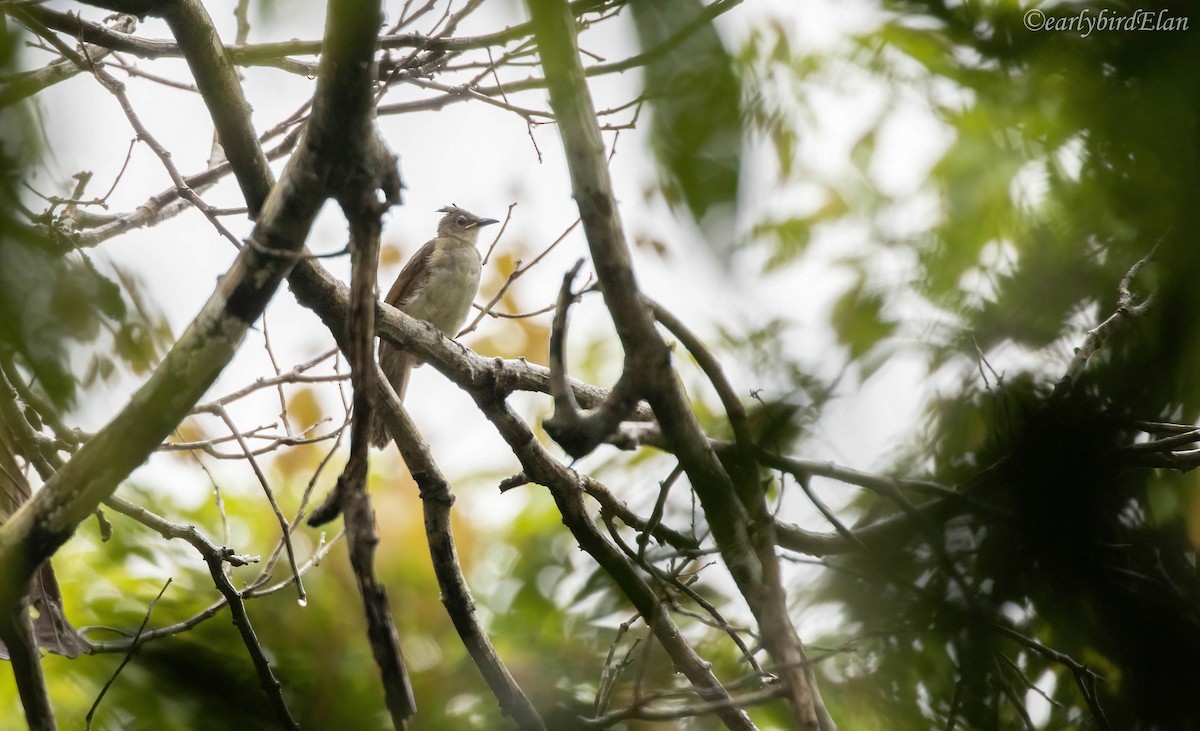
[456,216,468,226]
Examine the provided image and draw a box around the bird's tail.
[308,349,412,527]
[369,347,412,448]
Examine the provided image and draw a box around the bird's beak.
[472,218,500,229]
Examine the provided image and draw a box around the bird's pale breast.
[402,239,482,334]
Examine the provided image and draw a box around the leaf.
[0,182,169,406]
[630,0,743,223]
[831,277,896,365]
[751,217,811,270]
[0,228,77,404]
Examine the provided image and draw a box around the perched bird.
[308,206,497,528]
[369,205,498,447]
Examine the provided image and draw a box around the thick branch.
[282,247,756,731]
[472,396,758,731]
[285,253,655,416]
[0,604,55,731]
[0,180,313,614]
[337,127,415,726]
[542,260,642,456]
[0,0,387,632]
[525,1,832,727]
[158,0,273,217]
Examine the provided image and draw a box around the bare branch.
[0,13,136,108]
[526,1,830,726]
[582,684,786,728]
[10,6,244,248]
[202,404,305,602]
[461,215,581,336]
[994,624,1112,731]
[0,601,55,731]
[96,496,297,728]
[335,104,416,724]
[84,579,171,731]
[103,494,258,569]
[542,260,643,457]
[580,473,700,554]
[0,0,391,644]
[1055,245,1157,396]
[470,393,758,731]
[373,367,545,730]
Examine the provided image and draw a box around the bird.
[369,204,498,447]
[307,206,497,528]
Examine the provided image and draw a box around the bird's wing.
[384,237,438,310]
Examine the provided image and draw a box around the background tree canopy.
[2,0,1199,730]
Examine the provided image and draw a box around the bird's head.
[437,205,499,244]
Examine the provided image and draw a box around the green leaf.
[831,277,896,364]
[631,0,743,223]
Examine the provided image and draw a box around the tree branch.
[0,0,387,652]
[525,1,832,727]
[471,395,759,731]
[1054,245,1156,397]
[373,370,545,730]
[335,77,416,724]
[0,13,136,109]
[0,602,55,731]
[542,260,643,456]
[158,0,274,217]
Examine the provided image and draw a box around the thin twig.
[84,579,172,731]
[1055,245,1157,396]
[373,368,545,729]
[10,8,243,249]
[460,216,583,335]
[205,404,306,604]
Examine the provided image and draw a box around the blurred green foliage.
[0,447,787,730]
[0,16,168,412]
[727,0,1200,728]
[0,464,588,730]
[0,167,169,412]
[0,217,166,408]
[632,0,744,224]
